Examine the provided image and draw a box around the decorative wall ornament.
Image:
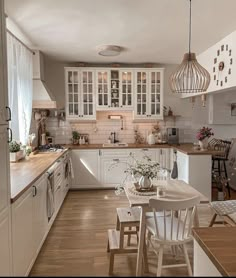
[170,0,211,93]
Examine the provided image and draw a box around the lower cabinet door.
[33,175,48,254]
[12,188,34,276]
[100,157,129,187]
[71,150,100,188]
[0,209,11,276]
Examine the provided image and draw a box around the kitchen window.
[7,33,33,145]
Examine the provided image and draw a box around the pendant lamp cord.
[189,0,192,54]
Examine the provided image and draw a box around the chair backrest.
[149,196,200,242]
[210,138,232,159]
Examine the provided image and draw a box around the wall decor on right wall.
[231,103,236,116]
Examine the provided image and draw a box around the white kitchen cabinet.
[33,174,48,255]
[100,149,131,187]
[71,150,101,188]
[96,69,110,110]
[194,240,222,276]
[134,69,164,120]
[0,1,12,274]
[12,188,34,276]
[176,151,212,201]
[119,69,133,109]
[96,69,134,111]
[0,0,9,125]
[12,174,50,276]
[0,209,11,276]
[65,68,96,120]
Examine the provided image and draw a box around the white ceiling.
[5,0,236,64]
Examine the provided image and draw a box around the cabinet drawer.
[100,149,130,157]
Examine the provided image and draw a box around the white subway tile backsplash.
[31,111,195,144]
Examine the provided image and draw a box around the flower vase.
[139,175,152,189]
[199,138,208,150]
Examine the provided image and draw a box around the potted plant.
[9,140,24,162]
[110,152,168,191]
[72,130,80,145]
[196,126,214,150]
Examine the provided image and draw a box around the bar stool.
[107,207,140,275]
[209,200,236,227]
[211,139,232,198]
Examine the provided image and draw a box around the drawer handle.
[32,186,37,197]
[6,106,11,122]
[113,159,120,162]
[142,148,148,151]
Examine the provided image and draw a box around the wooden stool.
[209,200,236,227]
[107,207,140,275]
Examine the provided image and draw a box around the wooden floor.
[30,189,234,277]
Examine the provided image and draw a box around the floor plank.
[30,189,232,277]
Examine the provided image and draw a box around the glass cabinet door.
[96,70,109,109]
[135,70,148,117]
[66,70,80,117]
[150,71,161,116]
[120,70,133,109]
[81,70,95,118]
[110,70,120,108]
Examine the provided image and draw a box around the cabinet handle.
[32,185,37,197]
[66,184,69,188]
[57,173,61,177]
[142,148,148,151]
[108,105,110,108]
[113,158,120,162]
[120,105,123,108]
[7,127,12,143]
[5,106,11,122]
[99,149,102,156]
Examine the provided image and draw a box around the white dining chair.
[146,195,200,276]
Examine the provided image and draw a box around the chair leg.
[143,238,149,274]
[183,244,192,276]
[209,213,217,227]
[218,160,221,176]
[223,161,231,198]
[156,246,163,277]
[109,252,115,276]
[127,226,132,246]
[107,239,110,252]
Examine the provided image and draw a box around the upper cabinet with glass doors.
[65,67,163,120]
[96,69,133,110]
[65,68,96,120]
[134,69,164,120]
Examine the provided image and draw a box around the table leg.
[136,206,146,276]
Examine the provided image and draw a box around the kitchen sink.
[102,143,128,148]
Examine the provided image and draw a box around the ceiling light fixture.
[170,0,211,94]
[97,45,122,56]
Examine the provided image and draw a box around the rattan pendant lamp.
[170,0,210,94]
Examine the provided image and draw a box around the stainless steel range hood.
[32,50,57,109]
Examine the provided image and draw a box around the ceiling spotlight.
[97,45,122,57]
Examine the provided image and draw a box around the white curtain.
[7,33,33,145]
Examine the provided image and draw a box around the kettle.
[147,133,156,145]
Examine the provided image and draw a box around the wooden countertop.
[64,143,221,155]
[10,150,68,203]
[193,227,236,277]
